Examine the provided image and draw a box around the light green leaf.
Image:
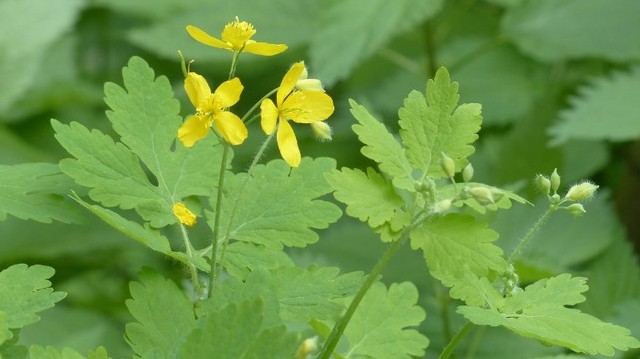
[339,282,428,359]
[549,67,640,144]
[179,299,298,359]
[215,158,341,249]
[326,167,405,228]
[310,0,443,85]
[0,163,83,223]
[503,0,640,62]
[399,67,482,179]
[348,99,414,190]
[54,56,223,228]
[0,311,8,346]
[223,242,295,279]
[0,264,65,330]
[458,274,640,356]
[125,269,196,358]
[410,214,507,304]
[28,346,110,359]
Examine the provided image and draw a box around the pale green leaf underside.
[0,264,65,329]
[55,56,223,228]
[180,299,298,359]
[125,269,196,358]
[326,167,405,228]
[340,282,428,359]
[349,99,414,190]
[549,67,640,144]
[399,67,481,179]
[216,158,342,249]
[223,242,294,279]
[458,274,640,356]
[503,0,640,62]
[0,163,82,223]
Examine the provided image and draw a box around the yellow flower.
[260,62,334,167]
[178,72,248,146]
[173,202,197,227]
[186,17,287,56]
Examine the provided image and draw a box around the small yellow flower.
[173,202,196,227]
[178,72,248,146]
[260,62,334,167]
[186,17,287,56]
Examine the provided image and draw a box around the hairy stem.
[439,322,474,359]
[208,143,231,298]
[178,222,201,301]
[507,206,553,264]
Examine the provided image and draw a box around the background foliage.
[1,0,639,358]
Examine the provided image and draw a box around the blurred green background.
[1,0,639,357]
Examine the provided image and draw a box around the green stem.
[241,87,278,123]
[178,222,201,300]
[437,283,454,349]
[318,232,410,359]
[423,20,438,78]
[507,206,553,264]
[439,322,474,359]
[228,51,241,79]
[208,143,231,298]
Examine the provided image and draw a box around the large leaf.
[398,67,482,179]
[215,158,342,249]
[54,56,223,228]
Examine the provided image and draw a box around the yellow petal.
[276,120,301,167]
[173,202,197,226]
[284,91,335,124]
[213,77,243,108]
[260,99,279,135]
[178,115,211,147]
[186,25,230,50]
[277,62,305,106]
[213,111,248,145]
[184,72,212,108]
[244,41,288,56]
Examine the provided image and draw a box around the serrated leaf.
[0,264,65,330]
[398,67,482,179]
[503,0,640,62]
[29,346,110,359]
[310,0,443,85]
[0,163,82,223]
[179,299,298,359]
[338,282,428,359]
[215,158,341,249]
[223,242,295,279]
[348,99,414,190]
[326,167,405,228]
[410,214,507,304]
[125,269,196,358]
[54,56,223,228]
[458,274,640,356]
[549,67,640,144]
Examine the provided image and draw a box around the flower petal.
[260,99,279,135]
[173,202,197,226]
[213,77,243,107]
[186,25,231,50]
[213,111,248,145]
[277,62,305,106]
[276,120,301,167]
[244,41,288,56]
[184,72,212,108]
[178,115,211,147]
[284,91,335,123]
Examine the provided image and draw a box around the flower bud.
[294,336,318,359]
[550,168,561,194]
[433,199,452,213]
[440,153,455,179]
[310,121,332,141]
[535,174,551,195]
[549,193,561,205]
[172,202,197,226]
[567,203,587,217]
[462,163,474,182]
[296,78,325,92]
[469,186,494,204]
[564,182,598,202]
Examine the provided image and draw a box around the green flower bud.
[462,163,474,182]
[433,199,452,213]
[549,193,561,205]
[309,121,332,141]
[294,336,318,359]
[535,174,551,195]
[550,168,561,194]
[567,203,587,217]
[469,186,494,204]
[441,152,455,179]
[564,182,599,202]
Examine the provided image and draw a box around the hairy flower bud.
[462,163,474,182]
[550,168,561,194]
[564,182,598,202]
[440,152,456,179]
[310,121,332,141]
[535,174,551,195]
[172,202,197,227]
[469,186,494,204]
[294,336,318,359]
[567,203,587,217]
[433,199,452,213]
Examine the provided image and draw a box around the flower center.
[221,17,256,50]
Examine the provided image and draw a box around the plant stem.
[423,20,438,78]
[439,322,474,359]
[318,232,409,359]
[507,206,553,264]
[178,222,201,300]
[242,88,278,123]
[208,142,231,298]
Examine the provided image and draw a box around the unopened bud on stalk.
[172,202,197,227]
[550,168,561,194]
[469,186,494,204]
[567,203,587,217]
[433,199,452,213]
[440,152,456,179]
[535,174,551,195]
[462,163,474,182]
[294,336,318,359]
[565,182,598,202]
[310,122,332,141]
